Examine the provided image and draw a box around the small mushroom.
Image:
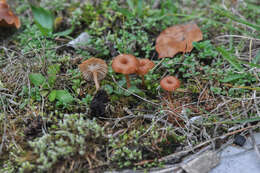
[79,57,108,92]
[136,58,155,86]
[112,54,139,88]
[0,0,20,29]
[160,76,180,104]
[155,23,202,58]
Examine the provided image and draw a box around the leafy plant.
[29,73,46,87]
[47,64,60,88]
[116,0,144,18]
[29,65,74,107]
[193,40,218,59]
[48,89,74,105]
[31,5,54,35]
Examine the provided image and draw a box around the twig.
[214,35,260,41]
[0,96,7,155]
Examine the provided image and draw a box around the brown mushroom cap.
[79,57,107,82]
[112,54,139,74]
[0,0,20,29]
[160,76,180,91]
[136,59,155,75]
[155,23,202,58]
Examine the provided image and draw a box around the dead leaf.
[155,22,203,58]
[0,0,20,29]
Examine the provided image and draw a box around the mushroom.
[136,58,155,86]
[155,23,202,58]
[79,57,108,92]
[160,76,180,103]
[0,0,20,29]
[112,54,139,88]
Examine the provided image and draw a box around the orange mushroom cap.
[112,54,139,74]
[136,58,155,76]
[0,0,20,29]
[155,22,202,58]
[79,57,107,82]
[160,76,180,91]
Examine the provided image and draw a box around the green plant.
[109,123,179,168]
[28,64,75,107]
[2,0,260,172]
[30,5,54,36]
[193,41,218,59]
[48,89,74,106]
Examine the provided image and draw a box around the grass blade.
[217,47,244,72]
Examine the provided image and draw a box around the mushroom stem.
[167,91,173,104]
[93,71,100,91]
[141,75,145,86]
[125,74,131,88]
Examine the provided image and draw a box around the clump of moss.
[19,114,107,172]
[108,123,181,168]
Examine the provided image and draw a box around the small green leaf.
[212,7,260,31]
[128,86,145,96]
[221,74,245,83]
[117,8,133,18]
[48,90,56,102]
[137,0,143,17]
[126,0,135,12]
[31,5,54,35]
[47,64,60,87]
[55,90,74,104]
[104,84,114,94]
[47,75,56,88]
[210,87,222,95]
[47,64,60,75]
[54,27,74,37]
[29,73,46,87]
[253,50,260,64]
[40,90,49,97]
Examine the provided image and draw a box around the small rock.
[233,134,246,146]
[67,32,91,49]
[181,151,220,173]
[190,116,203,125]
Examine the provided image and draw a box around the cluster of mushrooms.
[0,0,202,105]
[79,54,180,103]
[79,22,203,104]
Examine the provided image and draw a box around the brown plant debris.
[24,116,44,138]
